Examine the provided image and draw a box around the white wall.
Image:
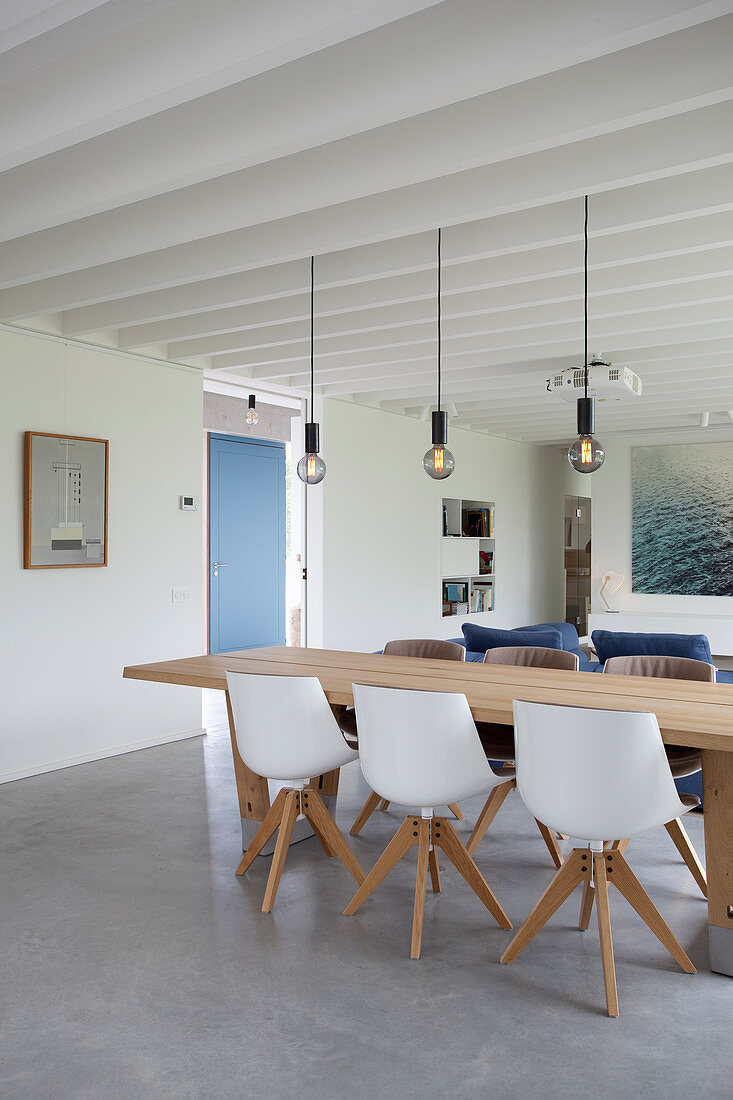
[1,328,204,782]
[320,400,571,651]
[591,427,733,618]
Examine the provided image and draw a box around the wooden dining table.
[123,644,733,977]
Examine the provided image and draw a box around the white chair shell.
[513,699,688,846]
[226,671,358,783]
[353,682,506,811]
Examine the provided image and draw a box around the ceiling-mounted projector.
[547,357,642,403]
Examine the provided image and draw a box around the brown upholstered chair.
[597,654,710,899]
[466,646,580,866]
[339,638,466,835]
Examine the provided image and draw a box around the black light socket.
[431,409,448,446]
[576,396,595,436]
[248,394,256,409]
[304,421,320,454]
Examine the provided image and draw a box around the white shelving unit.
[441,497,495,617]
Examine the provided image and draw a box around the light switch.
[171,587,192,603]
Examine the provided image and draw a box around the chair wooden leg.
[411,821,430,959]
[664,818,707,898]
[535,819,564,868]
[609,851,696,973]
[235,788,288,875]
[611,838,630,855]
[578,878,595,930]
[434,818,512,929]
[261,790,299,913]
[379,799,390,810]
[302,788,365,884]
[448,803,464,820]
[466,779,515,856]
[501,848,588,964]
[593,851,619,1017]
[350,789,382,836]
[428,846,441,893]
[344,818,417,915]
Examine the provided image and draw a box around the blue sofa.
[448,620,598,671]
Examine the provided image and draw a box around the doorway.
[564,495,591,638]
[208,433,286,653]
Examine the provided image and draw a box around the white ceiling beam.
[4,17,733,284]
[5,0,723,236]
[166,274,733,360]
[0,0,442,172]
[60,162,733,336]
[4,99,733,319]
[118,238,733,350]
[207,301,733,375]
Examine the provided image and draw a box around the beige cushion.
[383,638,465,661]
[604,654,715,681]
[484,645,579,671]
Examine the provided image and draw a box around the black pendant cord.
[584,194,589,400]
[309,254,315,421]
[437,227,442,413]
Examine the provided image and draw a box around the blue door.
[209,433,286,653]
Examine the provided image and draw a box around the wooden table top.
[123,645,733,752]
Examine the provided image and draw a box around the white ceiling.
[2,0,733,444]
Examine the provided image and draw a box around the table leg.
[225,691,270,821]
[702,749,733,976]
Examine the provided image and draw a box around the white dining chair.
[467,645,580,864]
[344,683,513,958]
[339,638,467,834]
[225,671,365,912]
[601,654,710,898]
[500,700,696,1016]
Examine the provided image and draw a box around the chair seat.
[679,791,701,810]
[337,707,359,748]
[665,745,701,779]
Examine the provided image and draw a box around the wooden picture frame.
[463,508,488,538]
[24,431,109,569]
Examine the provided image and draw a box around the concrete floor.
[2,693,732,1099]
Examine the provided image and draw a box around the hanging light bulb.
[568,196,605,474]
[423,411,456,479]
[245,394,259,426]
[297,256,326,485]
[424,227,455,479]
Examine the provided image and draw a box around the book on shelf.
[444,581,468,603]
[471,581,494,612]
[478,549,494,575]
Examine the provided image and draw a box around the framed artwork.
[24,431,109,568]
[632,441,733,596]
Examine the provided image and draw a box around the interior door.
[564,495,592,637]
[209,433,286,653]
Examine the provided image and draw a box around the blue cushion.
[716,669,733,685]
[461,624,563,654]
[591,629,713,666]
[518,621,581,652]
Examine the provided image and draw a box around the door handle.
[212,562,229,577]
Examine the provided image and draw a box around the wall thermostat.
[180,495,199,511]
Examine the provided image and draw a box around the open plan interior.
[3,2,733,1097]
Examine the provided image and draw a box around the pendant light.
[568,195,605,473]
[245,394,259,425]
[423,227,455,479]
[297,255,326,485]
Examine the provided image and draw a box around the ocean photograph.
[632,442,733,596]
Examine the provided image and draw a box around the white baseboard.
[0,727,206,786]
